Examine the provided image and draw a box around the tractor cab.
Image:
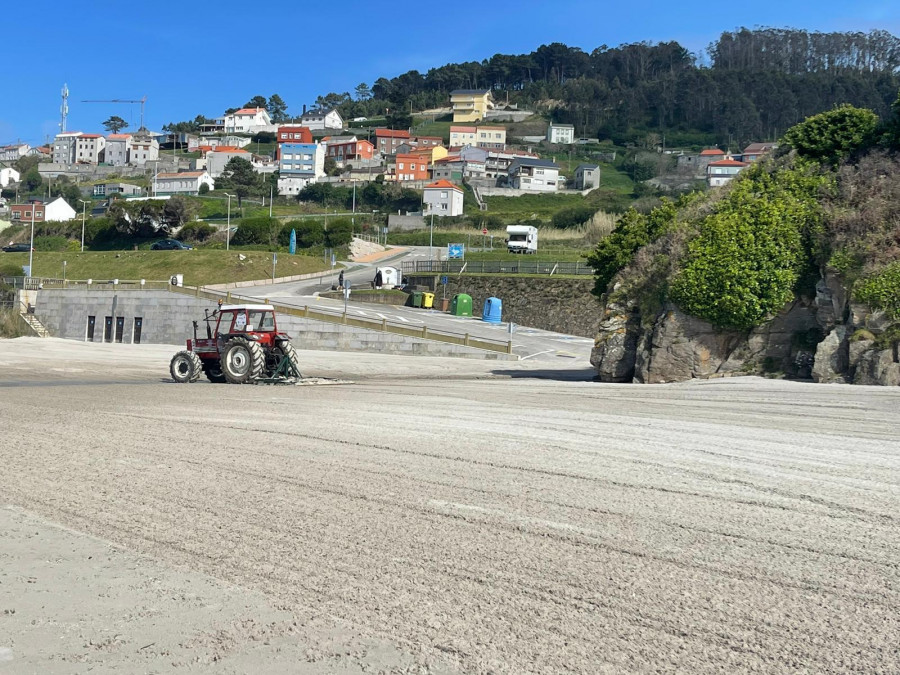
[213,304,278,339]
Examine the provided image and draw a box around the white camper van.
[506,225,538,254]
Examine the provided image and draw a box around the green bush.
[552,206,596,229]
[854,261,900,320]
[782,104,879,165]
[179,222,216,242]
[232,217,282,247]
[281,220,325,248]
[669,164,827,329]
[586,200,676,296]
[324,219,353,248]
[33,236,69,252]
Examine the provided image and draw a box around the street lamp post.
[429,210,434,262]
[225,193,235,251]
[28,206,35,279]
[78,199,89,252]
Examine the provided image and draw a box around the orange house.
[395,153,430,182]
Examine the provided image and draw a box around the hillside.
[321,27,900,150]
[588,97,900,386]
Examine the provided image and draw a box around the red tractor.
[169,303,301,384]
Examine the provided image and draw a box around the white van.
[506,225,538,254]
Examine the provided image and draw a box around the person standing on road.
[338,270,344,289]
[374,269,383,289]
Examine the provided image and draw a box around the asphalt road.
[246,246,594,364]
[1,339,898,674]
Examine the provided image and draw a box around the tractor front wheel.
[170,350,202,383]
[222,338,265,384]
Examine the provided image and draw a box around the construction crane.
[81,96,147,131]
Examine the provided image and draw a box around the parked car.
[150,239,193,250]
[1,243,32,253]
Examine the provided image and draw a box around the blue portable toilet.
[482,296,502,323]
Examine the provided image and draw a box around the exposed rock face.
[592,270,900,386]
[811,325,850,383]
[590,300,640,382]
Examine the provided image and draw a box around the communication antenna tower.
[60,83,70,132]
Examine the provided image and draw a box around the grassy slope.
[0,250,328,285]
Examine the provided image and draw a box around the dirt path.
[1,339,898,673]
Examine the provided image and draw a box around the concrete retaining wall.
[30,289,513,360]
[406,275,601,338]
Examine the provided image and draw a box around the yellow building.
[450,89,494,122]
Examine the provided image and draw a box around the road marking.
[394,315,409,323]
[376,313,387,319]
[519,350,555,361]
[356,310,368,316]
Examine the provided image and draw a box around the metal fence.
[400,260,595,276]
[2,277,172,291]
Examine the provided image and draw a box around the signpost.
[441,275,448,300]
[289,228,296,255]
[272,252,277,281]
[447,243,464,259]
[331,253,337,288]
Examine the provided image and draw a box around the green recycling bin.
[450,293,472,316]
[410,291,423,308]
[422,292,435,309]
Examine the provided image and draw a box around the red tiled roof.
[374,129,410,138]
[233,108,265,115]
[450,126,476,133]
[106,134,132,139]
[425,180,462,191]
[708,159,747,167]
[210,146,248,153]
[699,148,725,156]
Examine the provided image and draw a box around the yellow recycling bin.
[422,292,435,309]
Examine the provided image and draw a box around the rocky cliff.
[591,272,900,386]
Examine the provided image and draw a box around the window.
[35,211,43,218]
[441,191,448,198]
[398,163,404,169]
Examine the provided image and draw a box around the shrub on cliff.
[669,163,828,330]
[782,104,879,165]
[586,200,677,297]
[854,262,900,320]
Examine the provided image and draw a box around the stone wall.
[406,274,600,338]
[27,289,515,361]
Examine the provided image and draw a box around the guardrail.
[2,276,172,290]
[400,260,594,276]
[167,285,514,356]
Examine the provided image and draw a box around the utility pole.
[225,193,235,251]
[78,199,89,252]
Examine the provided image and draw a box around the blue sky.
[1,0,898,145]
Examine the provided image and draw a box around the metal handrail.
[399,260,594,276]
[167,285,514,355]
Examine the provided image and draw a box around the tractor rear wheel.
[273,340,301,378]
[170,350,202,383]
[222,338,265,384]
[203,361,227,383]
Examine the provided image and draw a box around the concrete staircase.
[20,310,50,337]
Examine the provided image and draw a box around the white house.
[508,158,561,192]
[547,123,575,144]
[0,168,20,188]
[206,146,253,177]
[0,144,30,162]
[707,159,748,187]
[277,175,317,196]
[129,132,159,166]
[105,134,132,166]
[219,107,274,134]
[154,171,214,196]
[44,196,77,222]
[300,108,344,131]
[73,134,106,164]
[423,180,464,217]
[52,132,82,164]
